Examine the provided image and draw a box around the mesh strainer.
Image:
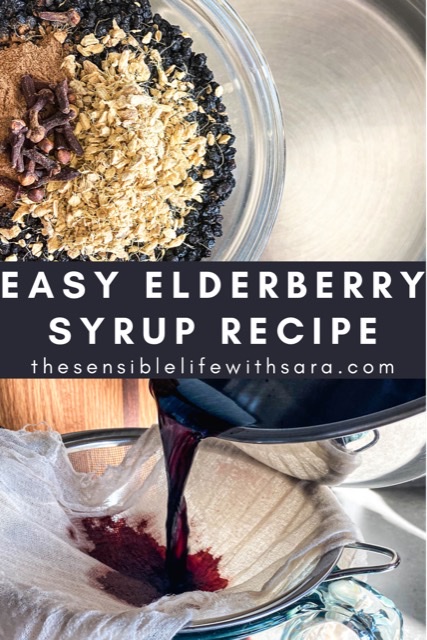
[63,428,400,640]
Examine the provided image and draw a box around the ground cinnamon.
[0,35,66,206]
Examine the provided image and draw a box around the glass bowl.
[178,580,403,639]
[276,579,403,640]
[152,0,285,260]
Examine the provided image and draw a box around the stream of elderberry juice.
[149,379,244,593]
[80,380,247,604]
[156,407,202,593]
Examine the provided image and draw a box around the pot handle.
[325,542,400,581]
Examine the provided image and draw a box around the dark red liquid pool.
[79,516,227,606]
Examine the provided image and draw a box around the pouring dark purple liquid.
[77,379,247,602]
[149,379,246,592]
[158,409,201,592]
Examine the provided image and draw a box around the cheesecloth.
[0,427,358,639]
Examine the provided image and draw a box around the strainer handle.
[325,542,400,581]
[339,429,380,453]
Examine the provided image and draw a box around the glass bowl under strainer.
[274,579,403,640]
[63,429,399,640]
[148,0,285,261]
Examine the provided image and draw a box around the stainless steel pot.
[149,379,425,486]
[63,430,400,640]
[169,380,423,443]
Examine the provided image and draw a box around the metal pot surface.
[231,0,426,261]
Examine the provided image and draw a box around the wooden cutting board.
[0,379,157,434]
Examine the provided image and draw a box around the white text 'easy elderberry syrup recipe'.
[0,0,236,261]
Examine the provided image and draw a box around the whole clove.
[55,79,70,114]
[23,148,60,173]
[27,89,55,144]
[27,187,46,203]
[62,123,83,156]
[35,167,81,186]
[27,124,47,145]
[10,119,28,135]
[37,9,81,27]
[20,75,36,109]
[27,97,51,143]
[9,122,28,173]
[50,167,80,181]
[54,128,67,150]
[56,149,71,164]
[38,137,55,154]
[20,160,37,187]
[42,112,73,133]
[32,88,55,110]
[33,80,54,92]
[11,133,26,172]
[54,128,71,164]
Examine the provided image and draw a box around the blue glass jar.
[274,579,402,640]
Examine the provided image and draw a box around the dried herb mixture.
[0,0,236,261]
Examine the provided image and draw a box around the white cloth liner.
[0,427,359,640]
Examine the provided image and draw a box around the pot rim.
[61,394,425,448]
[220,396,426,444]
